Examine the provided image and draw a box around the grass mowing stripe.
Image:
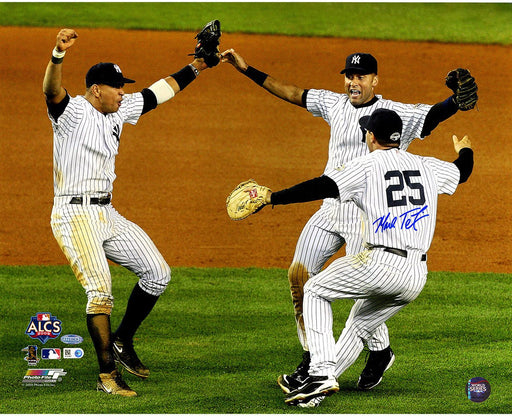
[0,265,510,413]
[0,3,510,45]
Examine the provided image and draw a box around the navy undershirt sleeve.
[270,175,339,205]
[301,89,309,107]
[141,88,158,115]
[421,96,458,137]
[46,92,70,121]
[452,147,474,184]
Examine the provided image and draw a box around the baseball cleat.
[277,373,307,394]
[113,337,150,379]
[284,375,339,406]
[277,351,310,393]
[357,346,395,390]
[97,369,137,397]
[296,395,325,408]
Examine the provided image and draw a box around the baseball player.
[221,49,477,391]
[43,27,220,396]
[226,108,474,407]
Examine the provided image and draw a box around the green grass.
[1,265,511,413]
[0,2,511,44]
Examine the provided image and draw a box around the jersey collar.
[352,96,379,109]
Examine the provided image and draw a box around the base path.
[1,27,510,273]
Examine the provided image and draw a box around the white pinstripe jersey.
[326,149,460,253]
[306,90,433,174]
[48,93,144,197]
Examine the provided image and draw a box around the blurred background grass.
[0,2,510,44]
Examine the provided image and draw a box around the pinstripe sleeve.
[325,159,367,203]
[423,157,460,195]
[51,96,83,139]
[306,89,342,124]
[390,101,433,149]
[118,92,144,125]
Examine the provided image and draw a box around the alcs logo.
[25,313,62,344]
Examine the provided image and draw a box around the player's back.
[358,149,442,253]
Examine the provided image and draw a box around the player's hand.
[452,134,472,153]
[191,58,208,72]
[56,28,78,53]
[220,49,248,72]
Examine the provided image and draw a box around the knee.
[139,262,171,296]
[303,278,321,299]
[349,321,372,340]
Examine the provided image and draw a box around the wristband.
[244,66,268,86]
[51,47,66,64]
[188,64,200,77]
[171,65,196,91]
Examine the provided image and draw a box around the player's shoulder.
[121,92,142,102]
[377,97,432,113]
[338,151,374,173]
[118,92,144,111]
[421,154,455,170]
[308,88,346,103]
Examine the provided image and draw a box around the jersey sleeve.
[389,101,433,149]
[325,158,367,203]
[423,157,460,195]
[46,92,70,122]
[118,92,145,125]
[306,89,342,125]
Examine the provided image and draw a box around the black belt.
[367,244,426,261]
[70,195,111,206]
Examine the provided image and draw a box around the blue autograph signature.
[373,205,429,233]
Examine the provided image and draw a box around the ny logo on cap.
[113,64,122,74]
[351,55,361,64]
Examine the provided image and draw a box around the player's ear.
[91,84,101,98]
[372,75,379,88]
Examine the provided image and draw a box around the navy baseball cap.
[359,108,402,143]
[86,62,135,88]
[341,53,378,75]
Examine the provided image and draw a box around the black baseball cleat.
[284,374,339,405]
[277,351,310,393]
[113,337,150,379]
[357,346,395,390]
[277,373,306,394]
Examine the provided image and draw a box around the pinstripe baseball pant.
[51,196,171,315]
[303,248,427,377]
[289,199,390,351]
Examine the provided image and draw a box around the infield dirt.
[1,27,510,273]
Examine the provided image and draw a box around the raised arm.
[452,134,474,184]
[221,48,306,107]
[43,28,78,104]
[421,68,478,137]
[148,20,219,102]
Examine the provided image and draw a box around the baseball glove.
[190,20,221,67]
[226,180,271,221]
[445,68,478,111]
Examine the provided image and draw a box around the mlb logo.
[42,348,61,360]
[37,313,51,321]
